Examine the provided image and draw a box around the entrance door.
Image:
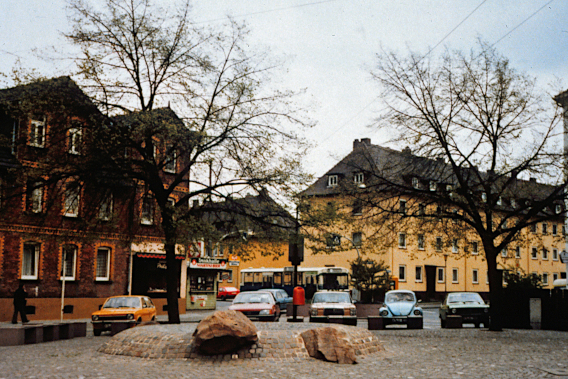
[425,265,437,301]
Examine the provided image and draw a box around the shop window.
[190,275,215,291]
[21,243,40,280]
[96,247,111,281]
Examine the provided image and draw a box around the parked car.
[217,286,240,300]
[377,290,423,329]
[259,289,292,312]
[91,296,156,336]
[309,291,357,326]
[440,292,490,328]
[229,291,281,321]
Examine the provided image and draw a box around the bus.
[239,266,350,299]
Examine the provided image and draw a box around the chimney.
[402,147,411,155]
[353,138,371,150]
[529,177,537,183]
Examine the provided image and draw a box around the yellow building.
[298,138,566,300]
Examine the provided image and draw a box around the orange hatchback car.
[91,295,157,336]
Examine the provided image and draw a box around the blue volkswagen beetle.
[377,290,423,329]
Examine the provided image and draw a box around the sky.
[1,0,568,179]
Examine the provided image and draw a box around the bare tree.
[363,42,565,330]
[67,0,311,323]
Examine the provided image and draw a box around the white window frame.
[437,267,445,283]
[417,234,425,250]
[412,177,419,189]
[435,236,442,252]
[141,197,154,225]
[30,182,43,213]
[472,269,479,284]
[553,248,559,261]
[398,265,406,282]
[515,246,521,259]
[415,266,423,283]
[96,247,111,281]
[501,249,507,258]
[542,223,548,234]
[352,232,362,247]
[553,224,558,236]
[64,185,80,217]
[68,128,82,155]
[327,175,338,187]
[556,204,562,214]
[353,172,364,184]
[429,181,436,191]
[471,241,479,255]
[543,272,549,286]
[21,243,40,280]
[452,268,459,283]
[398,232,406,248]
[531,247,538,260]
[30,118,46,148]
[399,199,406,214]
[60,245,77,281]
[542,248,548,260]
[164,148,177,173]
[452,239,458,253]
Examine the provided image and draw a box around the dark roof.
[112,107,185,129]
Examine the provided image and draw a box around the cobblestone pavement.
[1,321,568,379]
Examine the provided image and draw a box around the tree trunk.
[485,248,503,331]
[164,219,181,324]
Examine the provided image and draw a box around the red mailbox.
[293,286,305,305]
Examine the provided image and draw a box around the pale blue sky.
[1,0,567,177]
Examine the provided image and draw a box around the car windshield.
[447,293,484,304]
[385,292,415,303]
[312,292,351,303]
[233,293,273,304]
[103,297,140,309]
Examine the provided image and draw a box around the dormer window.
[481,192,487,202]
[353,172,364,184]
[412,177,420,189]
[429,181,436,191]
[511,199,517,208]
[327,175,338,187]
[30,118,46,148]
[556,204,562,214]
[68,128,82,155]
[497,197,502,206]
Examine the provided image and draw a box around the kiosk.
[186,257,229,310]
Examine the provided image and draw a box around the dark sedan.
[440,292,490,328]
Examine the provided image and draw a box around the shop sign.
[189,257,228,269]
[229,261,240,266]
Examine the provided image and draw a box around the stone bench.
[0,322,87,346]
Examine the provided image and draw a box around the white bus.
[239,266,350,299]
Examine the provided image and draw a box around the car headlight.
[92,315,99,321]
[413,309,422,316]
[350,308,357,316]
[451,308,457,314]
[127,314,134,320]
[259,309,271,315]
[380,310,388,316]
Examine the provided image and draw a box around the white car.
[309,291,357,326]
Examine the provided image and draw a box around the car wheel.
[151,316,156,322]
[93,329,102,336]
[221,296,226,301]
[474,322,480,328]
[137,317,142,325]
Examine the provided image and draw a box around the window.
[352,199,362,215]
[556,204,562,214]
[435,237,443,252]
[511,199,517,208]
[415,266,423,282]
[531,247,538,260]
[437,267,445,283]
[481,192,487,202]
[515,246,521,259]
[530,224,537,233]
[29,118,46,148]
[164,147,177,173]
[429,181,436,191]
[553,224,558,236]
[553,248,559,261]
[68,128,82,154]
[327,175,338,187]
[353,172,364,184]
[496,196,502,206]
[61,245,77,281]
[542,223,548,234]
[543,273,549,286]
[326,233,341,248]
[418,203,425,216]
[412,177,419,189]
[398,265,406,282]
[501,249,507,258]
[417,234,425,250]
[472,269,479,284]
[452,268,459,283]
[471,241,479,255]
[352,232,362,247]
[399,199,406,214]
[29,181,43,213]
[99,192,113,221]
[452,239,458,253]
[96,248,110,281]
[398,232,406,248]
[542,248,548,260]
[141,197,154,225]
[21,243,40,280]
[64,184,80,217]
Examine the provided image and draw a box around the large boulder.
[300,326,357,364]
[193,310,258,355]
